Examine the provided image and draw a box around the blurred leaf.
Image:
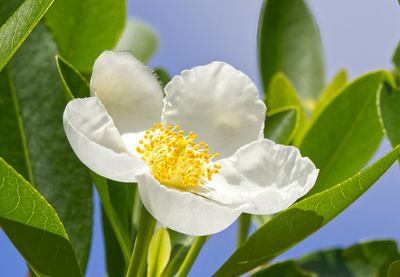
[214,145,400,276]
[258,0,324,105]
[45,0,126,72]
[0,23,92,271]
[115,18,158,64]
[162,230,194,277]
[378,84,400,149]
[154,67,171,89]
[388,260,400,277]
[0,0,54,71]
[265,107,299,144]
[251,261,313,277]
[56,55,89,99]
[298,71,389,195]
[0,158,81,277]
[296,240,399,277]
[148,228,171,277]
[393,42,400,69]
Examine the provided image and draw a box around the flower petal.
[136,173,246,236]
[91,51,164,134]
[63,97,147,182]
[162,62,266,158]
[204,139,318,214]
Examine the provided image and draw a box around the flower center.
[136,123,221,188]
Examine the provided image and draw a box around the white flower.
[63,51,318,236]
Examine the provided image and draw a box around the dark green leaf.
[0,158,81,277]
[154,67,171,89]
[258,0,324,103]
[297,240,399,277]
[214,145,400,276]
[55,55,89,100]
[298,71,389,195]
[45,0,126,72]
[0,23,92,271]
[0,0,54,71]
[392,42,400,70]
[265,107,299,144]
[115,18,158,64]
[378,84,400,149]
[388,260,400,277]
[250,261,313,277]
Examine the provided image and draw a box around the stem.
[126,206,156,277]
[176,236,208,277]
[237,214,251,247]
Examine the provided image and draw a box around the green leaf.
[296,240,399,277]
[45,0,126,72]
[115,18,158,64]
[214,145,400,276]
[265,107,299,144]
[0,0,54,71]
[147,228,171,277]
[298,71,389,195]
[0,158,81,277]
[55,55,90,100]
[392,42,400,70]
[378,84,400,149]
[0,23,93,271]
[388,260,400,277]
[154,67,171,89]
[258,0,324,105]
[250,261,313,277]
[162,230,194,277]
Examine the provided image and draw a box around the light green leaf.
[251,261,313,277]
[115,18,158,64]
[378,84,400,149]
[298,71,389,195]
[162,231,194,277]
[388,260,400,277]
[0,0,54,71]
[214,145,400,276]
[296,240,399,277]
[147,228,171,277]
[392,42,400,69]
[55,55,89,100]
[0,23,93,271]
[0,158,81,277]
[265,106,299,144]
[45,0,126,72]
[258,0,324,104]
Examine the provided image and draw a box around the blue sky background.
[1,0,400,276]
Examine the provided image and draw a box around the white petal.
[205,139,318,214]
[136,173,246,236]
[90,51,164,134]
[63,97,147,182]
[162,62,266,158]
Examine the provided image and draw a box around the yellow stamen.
[136,123,221,188]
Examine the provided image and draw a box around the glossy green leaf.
[299,71,389,195]
[115,18,158,64]
[147,228,171,277]
[296,240,399,277]
[251,261,312,277]
[388,260,400,277]
[0,23,92,271]
[265,107,299,144]
[0,158,81,277]
[0,0,54,71]
[56,55,89,100]
[378,84,400,149]
[162,231,194,277]
[393,42,400,70]
[45,0,126,72]
[214,145,400,276]
[258,0,324,104]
